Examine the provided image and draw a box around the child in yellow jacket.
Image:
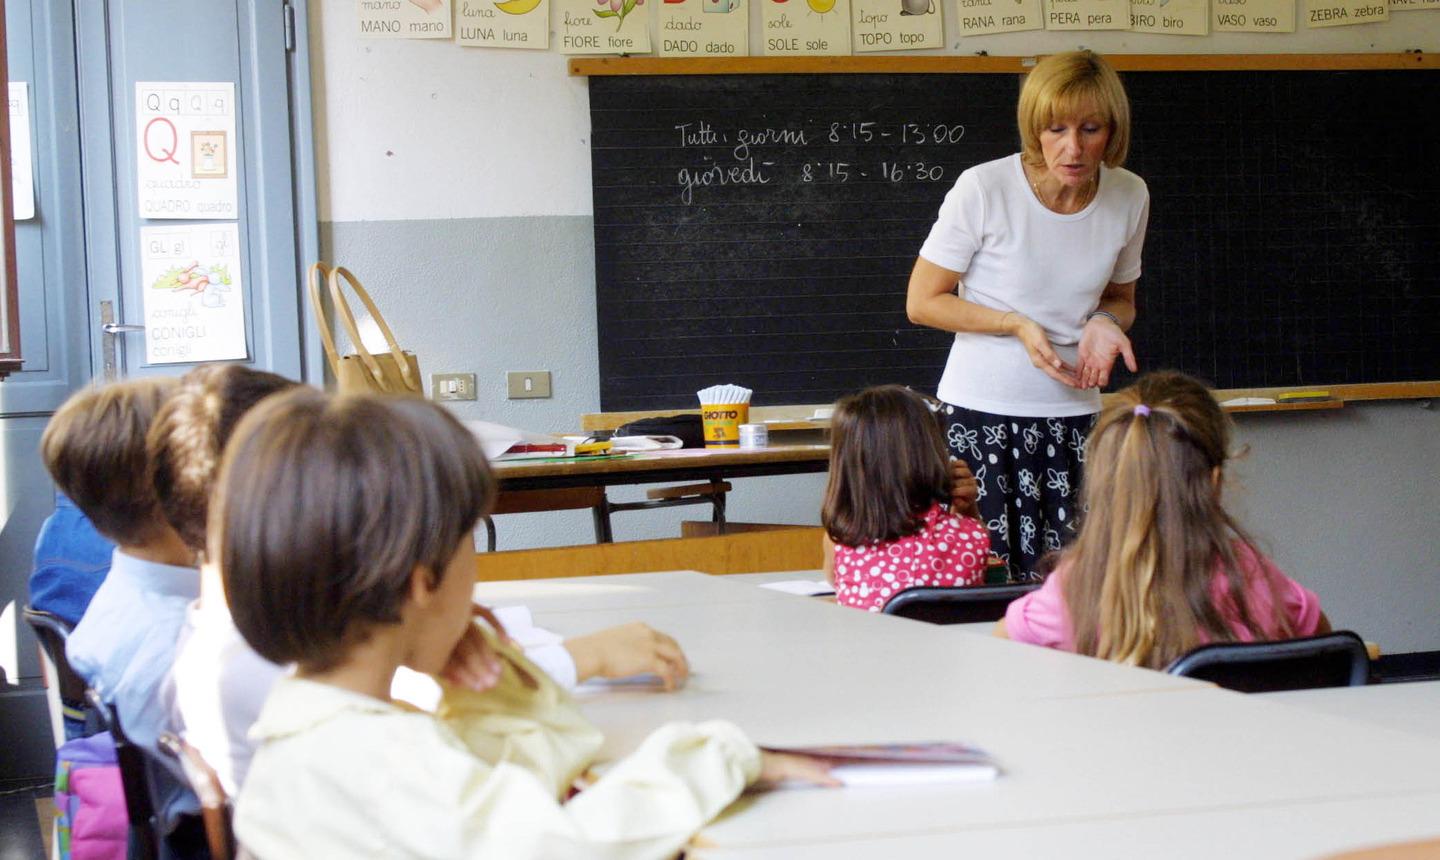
[216,389,834,859]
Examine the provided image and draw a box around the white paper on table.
[135,83,238,220]
[465,420,570,461]
[139,223,248,364]
[609,435,683,452]
[759,579,835,597]
[8,84,34,220]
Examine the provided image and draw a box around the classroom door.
[0,0,315,783]
[76,0,312,380]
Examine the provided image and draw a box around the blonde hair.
[1017,50,1131,170]
[41,377,178,545]
[1061,371,1291,669]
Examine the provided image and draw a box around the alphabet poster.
[762,0,852,54]
[851,0,944,51]
[140,223,249,364]
[455,0,549,48]
[135,82,238,220]
[357,0,453,37]
[8,83,34,221]
[1130,0,1209,32]
[659,0,750,56]
[954,0,1043,35]
[1045,0,1128,28]
[556,0,653,53]
[1213,0,1294,30]
[1305,0,1388,23]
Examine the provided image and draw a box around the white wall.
[312,3,1439,224]
[310,2,1440,650]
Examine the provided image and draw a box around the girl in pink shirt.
[998,371,1329,668]
[822,386,991,612]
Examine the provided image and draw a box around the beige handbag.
[307,262,422,396]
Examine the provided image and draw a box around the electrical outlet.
[507,371,552,399]
[432,373,477,401]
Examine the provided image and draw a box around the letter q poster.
[135,83,238,220]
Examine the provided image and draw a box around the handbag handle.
[306,262,344,380]
[326,265,419,392]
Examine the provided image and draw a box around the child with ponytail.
[998,371,1329,668]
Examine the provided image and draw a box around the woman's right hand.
[1008,315,1078,388]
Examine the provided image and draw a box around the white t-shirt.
[918,153,1150,418]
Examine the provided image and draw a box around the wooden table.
[472,571,1440,859]
[490,444,830,492]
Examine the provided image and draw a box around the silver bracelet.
[1087,310,1122,328]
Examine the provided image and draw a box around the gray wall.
[326,216,1440,653]
[321,217,831,552]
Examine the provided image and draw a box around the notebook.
[765,741,999,787]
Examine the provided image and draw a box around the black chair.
[22,607,89,736]
[881,583,1041,625]
[1164,631,1372,693]
[87,690,161,860]
[158,733,235,860]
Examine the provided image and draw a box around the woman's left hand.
[1076,316,1137,390]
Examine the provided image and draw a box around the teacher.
[906,50,1150,583]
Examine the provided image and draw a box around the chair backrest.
[22,607,88,707]
[86,690,160,860]
[1164,631,1372,693]
[881,583,1041,625]
[159,733,235,860]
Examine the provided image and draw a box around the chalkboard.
[590,69,1440,411]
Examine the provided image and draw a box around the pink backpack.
[54,732,127,860]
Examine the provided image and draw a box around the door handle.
[99,300,145,381]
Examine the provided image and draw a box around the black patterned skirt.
[941,403,1095,583]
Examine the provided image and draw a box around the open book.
[766,742,999,787]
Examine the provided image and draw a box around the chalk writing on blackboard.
[673,119,965,203]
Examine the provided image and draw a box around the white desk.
[724,569,997,635]
[1263,680,1440,741]
[473,571,1440,859]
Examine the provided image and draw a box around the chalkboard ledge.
[569,53,1439,77]
[581,382,1437,431]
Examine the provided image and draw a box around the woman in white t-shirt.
[906,50,1150,582]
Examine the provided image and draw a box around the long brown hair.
[1062,371,1291,669]
[213,389,495,673]
[822,385,951,547]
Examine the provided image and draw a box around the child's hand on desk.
[565,622,691,691]
[756,752,841,789]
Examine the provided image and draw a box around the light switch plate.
[507,371,552,399]
[432,373,477,401]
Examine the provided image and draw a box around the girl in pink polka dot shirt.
[822,386,991,612]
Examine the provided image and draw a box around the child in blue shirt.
[44,378,203,855]
[28,492,115,628]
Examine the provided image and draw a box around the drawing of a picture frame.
[191,130,228,179]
